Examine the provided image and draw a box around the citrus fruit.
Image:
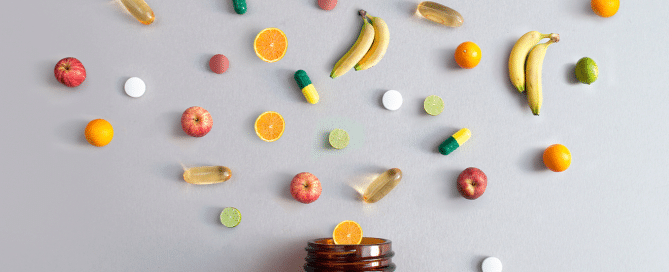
[84,119,114,147]
[591,0,619,17]
[454,41,481,69]
[332,220,363,245]
[220,207,241,228]
[254,111,285,142]
[254,28,287,63]
[575,57,598,84]
[423,95,444,116]
[543,144,572,172]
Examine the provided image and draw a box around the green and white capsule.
[439,128,471,155]
[294,70,319,104]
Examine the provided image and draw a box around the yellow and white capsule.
[294,70,319,104]
[438,128,471,155]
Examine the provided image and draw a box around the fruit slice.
[220,207,241,228]
[328,129,349,149]
[254,111,285,142]
[423,95,444,116]
[254,28,287,63]
[332,220,363,245]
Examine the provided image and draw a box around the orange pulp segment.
[254,28,287,63]
[332,220,363,245]
[254,111,285,142]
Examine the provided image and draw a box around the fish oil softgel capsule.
[416,1,463,27]
[183,166,232,185]
[362,168,402,203]
[120,0,155,25]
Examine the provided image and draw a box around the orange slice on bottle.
[332,220,363,245]
[254,28,287,63]
[254,111,285,142]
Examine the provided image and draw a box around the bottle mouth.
[310,237,391,246]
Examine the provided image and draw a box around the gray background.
[2,0,668,271]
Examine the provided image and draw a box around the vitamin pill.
[362,168,402,203]
[438,128,471,155]
[209,54,229,74]
[481,257,503,272]
[183,166,232,185]
[294,70,319,104]
[416,1,463,27]
[232,0,247,15]
[220,207,241,228]
[328,129,349,149]
[124,77,146,98]
[318,0,337,11]
[382,90,403,110]
[424,95,444,115]
[120,0,155,25]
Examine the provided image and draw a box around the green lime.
[328,129,350,149]
[423,95,444,116]
[575,57,598,84]
[220,207,241,228]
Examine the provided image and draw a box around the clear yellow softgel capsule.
[183,166,232,185]
[120,0,155,25]
[416,1,463,27]
[439,128,471,155]
[362,168,402,203]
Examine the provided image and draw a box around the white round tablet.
[482,256,503,272]
[382,90,402,111]
[124,77,146,98]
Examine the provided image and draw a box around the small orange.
[543,144,572,172]
[254,111,285,142]
[332,220,363,245]
[85,119,114,147]
[591,0,619,17]
[254,28,287,63]
[454,41,481,69]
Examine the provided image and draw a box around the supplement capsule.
[416,1,463,27]
[120,0,155,25]
[362,168,402,203]
[439,128,471,155]
[232,0,247,15]
[183,166,232,184]
[294,70,319,104]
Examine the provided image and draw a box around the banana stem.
[549,33,560,43]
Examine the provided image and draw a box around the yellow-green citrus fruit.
[575,57,598,85]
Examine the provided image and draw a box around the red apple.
[54,57,86,87]
[456,167,487,200]
[290,172,322,204]
[181,106,213,137]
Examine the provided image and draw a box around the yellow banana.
[354,14,389,71]
[508,31,558,93]
[526,35,559,116]
[330,10,375,79]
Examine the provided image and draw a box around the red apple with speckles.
[457,167,487,200]
[54,57,86,87]
[291,172,322,204]
[181,106,213,137]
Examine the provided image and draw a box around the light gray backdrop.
[2,0,668,271]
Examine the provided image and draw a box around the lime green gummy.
[294,70,312,89]
[329,129,350,149]
[220,207,241,228]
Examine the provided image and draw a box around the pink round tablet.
[209,54,229,74]
[318,0,337,11]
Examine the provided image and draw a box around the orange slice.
[254,28,287,63]
[254,111,285,142]
[332,220,363,245]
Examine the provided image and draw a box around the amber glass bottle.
[304,237,396,271]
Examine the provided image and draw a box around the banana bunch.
[330,10,390,79]
[508,31,560,115]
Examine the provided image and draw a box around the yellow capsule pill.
[416,1,463,27]
[120,0,155,25]
[302,84,319,104]
[439,128,471,155]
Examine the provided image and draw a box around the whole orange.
[591,0,619,17]
[85,119,114,147]
[454,41,481,69]
[543,144,571,172]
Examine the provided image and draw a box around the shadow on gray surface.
[522,147,548,172]
[445,47,460,71]
[446,168,462,199]
[200,54,214,74]
[280,172,297,202]
[260,239,307,272]
[473,255,488,272]
[565,63,579,84]
[399,1,418,17]
[57,119,92,147]
[205,206,224,227]
[162,163,185,183]
[170,110,189,139]
[280,68,304,102]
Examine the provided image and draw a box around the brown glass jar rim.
[307,237,391,247]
